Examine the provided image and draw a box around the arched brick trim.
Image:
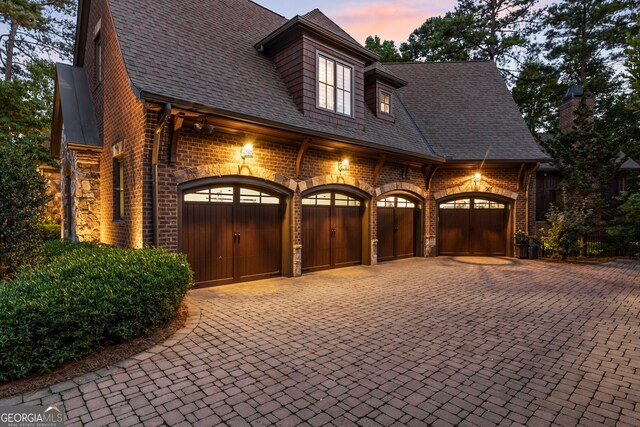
[433,182,518,201]
[374,182,427,199]
[298,175,374,195]
[173,163,297,191]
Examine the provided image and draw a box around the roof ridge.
[385,60,493,65]
[247,0,286,19]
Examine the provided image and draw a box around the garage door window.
[239,188,280,204]
[335,194,361,206]
[184,187,233,203]
[440,199,470,209]
[302,193,332,205]
[377,196,415,208]
[474,199,505,209]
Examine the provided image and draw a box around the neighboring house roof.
[51,63,101,157]
[107,0,438,160]
[383,62,550,162]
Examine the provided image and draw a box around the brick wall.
[81,0,146,247]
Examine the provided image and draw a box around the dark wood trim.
[373,154,386,186]
[295,139,310,179]
[422,164,439,190]
[169,113,185,166]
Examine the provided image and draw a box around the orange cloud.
[331,0,453,44]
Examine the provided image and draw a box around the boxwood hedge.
[0,245,192,381]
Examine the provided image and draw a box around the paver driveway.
[3,258,640,426]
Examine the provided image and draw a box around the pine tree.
[512,58,562,133]
[364,36,408,63]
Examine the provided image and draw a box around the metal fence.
[533,235,639,259]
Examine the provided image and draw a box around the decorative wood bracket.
[422,164,439,191]
[168,113,185,165]
[373,154,386,187]
[295,139,310,179]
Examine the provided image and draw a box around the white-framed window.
[379,90,391,114]
[318,53,352,116]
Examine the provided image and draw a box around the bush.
[41,223,61,241]
[608,192,640,257]
[544,201,592,261]
[0,143,50,280]
[0,245,192,381]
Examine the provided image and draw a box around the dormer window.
[379,90,391,114]
[318,53,352,116]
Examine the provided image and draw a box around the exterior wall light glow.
[473,172,482,183]
[241,143,254,159]
[338,159,350,172]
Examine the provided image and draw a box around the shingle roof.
[384,62,550,162]
[107,0,438,160]
[301,9,361,46]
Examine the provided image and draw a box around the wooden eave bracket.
[373,154,386,186]
[169,113,185,165]
[422,164,439,191]
[295,139,310,179]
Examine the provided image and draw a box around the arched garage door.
[182,185,283,286]
[438,197,508,256]
[377,195,418,261]
[302,192,363,272]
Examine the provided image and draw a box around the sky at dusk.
[252,0,457,45]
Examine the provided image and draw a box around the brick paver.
[2,257,640,426]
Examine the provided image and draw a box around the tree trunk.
[4,18,19,81]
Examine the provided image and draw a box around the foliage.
[40,222,59,241]
[400,13,473,62]
[512,57,562,133]
[400,0,541,76]
[628,20,640,113]
[1,0,76,81]
[543,0,636,95]
[607,192,640,256]
[0,59,55,163]
[0,142,49,280]
[0,244,193,381]
[514,229,529,244]
[364,35,408,62]
[541,98,624,223]
[544,199,592,260]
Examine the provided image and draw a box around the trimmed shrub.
[41,223,61,241]
[0,143,50,280]
[0,245,192,381]
[544,201,592,260]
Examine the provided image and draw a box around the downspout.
[152,103,172,247]
[524,163,538,236]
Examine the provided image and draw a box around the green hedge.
[0,245,192,381]
[40,224,61,241]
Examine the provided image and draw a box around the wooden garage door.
[377,196,416,262]
[302,192,363,272]
[438,197,507,256]
[182,186,282,286]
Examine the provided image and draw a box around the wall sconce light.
[472,172,482,183]
[241,143,254,160]
[205,123,215,134]
[193,121,203,131]
[338,159,350,172]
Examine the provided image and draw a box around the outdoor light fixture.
[241,143,254,159]
[338,159,350,172]
[205,123,215,134]
[472,172,482,183]
[193,121,203,131]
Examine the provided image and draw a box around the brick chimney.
[559,85,594,132]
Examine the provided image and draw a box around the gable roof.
[51,63,101,157]
[384,62,550,162]
[301,9,361,46]
[107,0,439,160]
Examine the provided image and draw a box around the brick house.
[50,0,548,287]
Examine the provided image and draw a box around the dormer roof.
[364,63,408,89]
[254,9,378,64]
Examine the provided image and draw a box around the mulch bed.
[0,304,189,399]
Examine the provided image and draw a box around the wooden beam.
[423,164,439,190]
[169,113,185,165]
[295,139,310,179]
[373,154,387,186]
